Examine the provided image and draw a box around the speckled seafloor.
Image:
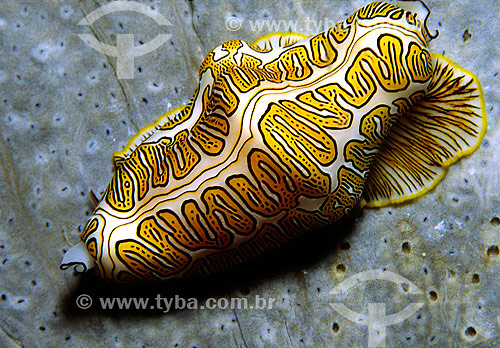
[0,1,499,347]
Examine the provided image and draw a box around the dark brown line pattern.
[344,105,399,174]
[105,163,135,212]
[346,2,403,24]
[82,218,99,241]
[323,33,425,110]
[362,54,485,205]
[328,22,352,44]
[263,45,314,81]
[115,216,192,281]
[406,42,433,83]
[190,87,229,156]
[227,149,301,218]
[259,102,338,173]
[309,31,338,68]
[319,166,366,222]
[156,187,256,252]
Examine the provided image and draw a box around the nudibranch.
[61,1,486,282]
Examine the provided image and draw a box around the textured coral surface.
[0,1,499,347]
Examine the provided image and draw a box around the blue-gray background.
[0,1,499,347]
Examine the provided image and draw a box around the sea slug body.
[61,1,486,282]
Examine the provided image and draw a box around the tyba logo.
[329,269,424,348]
[78,1,172,79]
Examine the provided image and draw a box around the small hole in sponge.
[487,245,499,257]
[402,241,411,253]
[465,326,477,337]
[429,291,438,301]
[332,322,340,333]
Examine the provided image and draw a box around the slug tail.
[60,241,95,273]
[361,53,486,208]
